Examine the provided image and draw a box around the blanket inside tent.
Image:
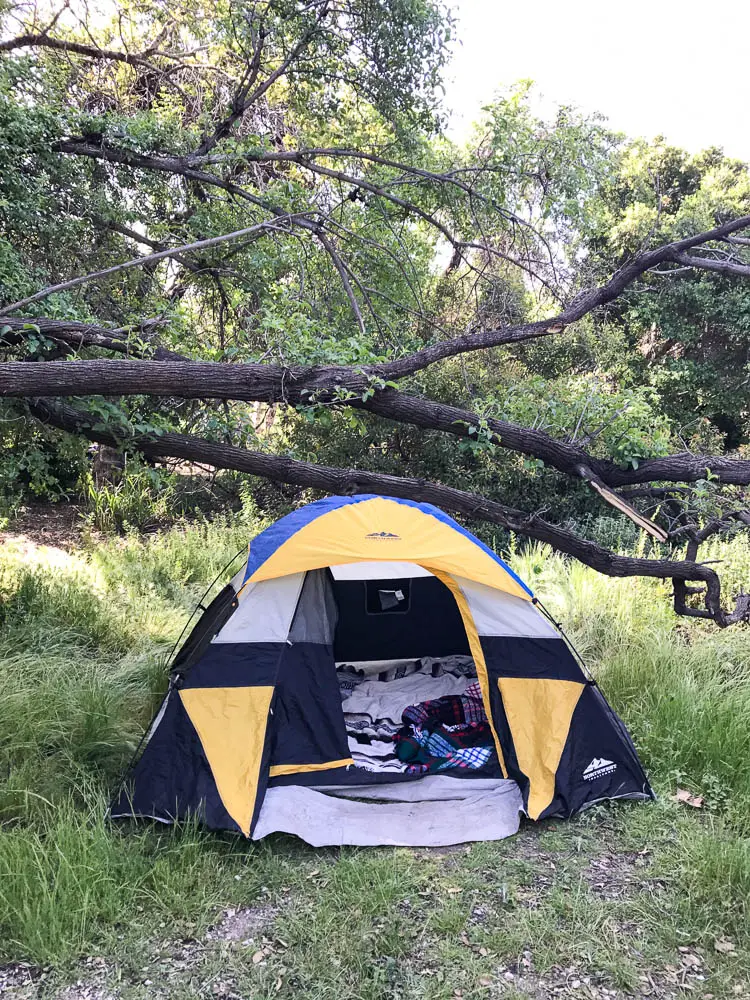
[253,653,522,846]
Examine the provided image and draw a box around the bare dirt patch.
[54,983,119,1000]
[582,849,657,900]
[0,502,90,551]
[484,952,715,999]
[0,962,120,1000]
[206,903,280,944]
[0,963,43,999]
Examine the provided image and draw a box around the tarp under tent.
[112,494,654,846]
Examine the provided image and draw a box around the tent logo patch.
[583,758,617,781]
[366,531,400,540]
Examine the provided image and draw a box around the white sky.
[445,0,750,162]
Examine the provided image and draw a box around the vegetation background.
[1,0,749,996]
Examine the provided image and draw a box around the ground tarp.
[251,776,523,846]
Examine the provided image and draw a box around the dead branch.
[669,251,750,278]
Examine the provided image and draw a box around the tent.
[112,494,653,846]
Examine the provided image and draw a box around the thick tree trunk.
[5,359,750,489]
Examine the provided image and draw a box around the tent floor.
[252,776,523,847]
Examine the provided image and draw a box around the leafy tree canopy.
[2,0,750,626]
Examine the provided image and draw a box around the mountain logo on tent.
[583,758,617,780]
[366,531,401,540]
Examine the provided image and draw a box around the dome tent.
[112,494,653,846]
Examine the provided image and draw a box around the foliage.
[576,139,750,438]
[468,82,618,253]
[0,0,463,507]
[0,402,87,511]
[1,2,750,634]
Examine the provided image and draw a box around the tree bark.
[22,399,705,575]
[30,397,742,624]
[5,359,750,489]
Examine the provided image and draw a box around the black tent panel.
[110,692,238,832]
[171,584,238,675]
[480,636,586,682]
[269,642,350,768]
[333,575,470,662]
[181,641,283,688]
[540,685,654,818]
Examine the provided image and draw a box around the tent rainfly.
[112,494,653,847]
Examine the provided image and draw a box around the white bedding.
[340,659,478,772]
[347,736,404,772]
[341,669,471,726]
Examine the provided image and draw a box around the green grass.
[1,516,749,999]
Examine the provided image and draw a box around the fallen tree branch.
[50,139,750,362]
[4,358,750,492]
[192,145,529,230]
[28,397,747,626]
[0,341,670,534]
[672,526,750,624]
[316,232,366,336]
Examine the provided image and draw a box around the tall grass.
[1,515,749,964]
[0,514,265,822]
[0,791,284,965]
[0,513,275,963]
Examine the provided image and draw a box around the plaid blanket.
[395,682,496,775]
[402,681,485,728]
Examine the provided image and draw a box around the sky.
[445,0,750,161]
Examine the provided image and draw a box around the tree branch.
[0,30,168,67]
[316,232,366,336]
[53,141,750,360]
[54,140,305,218]
[4,358,750,494]
[27,397,746,626]
[193,27,267,157]
[669,251,750,278]
[0,317,183,361]
[194,3,331,156]
[0,215,313,316]
[54,139,542,290]
[93,217,208,275]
